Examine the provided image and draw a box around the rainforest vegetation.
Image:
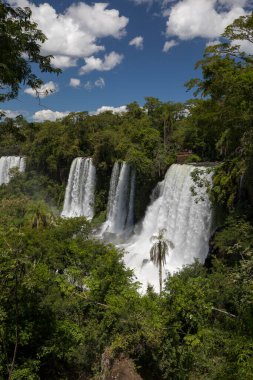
[0,2,253,379]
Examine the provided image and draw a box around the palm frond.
[149,228,174,267]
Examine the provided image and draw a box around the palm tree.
[150,229,174,294]
[24,200,56,229]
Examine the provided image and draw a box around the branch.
[211,307,237,319]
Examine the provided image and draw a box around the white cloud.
[84,77,106,90]
[232,39,253,54]
[129,36,144,49]
[206,39,221,47]
[218,0,248,6]
[163,39,178,52]
[70,78,81,88]
[80,52,124,74]
[0,109,22,118]
[33,109,70,122]
[95,77,105,88]
[166,0,247,40]
[95,105,127,114]
[67,2,128,39]
[52,56,77,69]
[9,0,128,69]
[206,37,253,54]
[24,81,58,98]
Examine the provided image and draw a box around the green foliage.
[0,187,253,379]
[1,10,253,380]
[0,169,64,208]
[177,12,253,213]
[159,259,253,380]
[0,211,134,379]
[0,116,26,155]
[213,215,253,262]
[0,2,60,102]
[211,160,245,209]
[184,153,201,163]
[22,120,83,181]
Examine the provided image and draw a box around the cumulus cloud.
[24,81,58,98]
[130,0,249,52]
[33,109,70,122]
[163,39,178,52]
[129,36,144,49]
[70,78,81,88]
[9,0,128,69]
[95,105,127,114]
[80,52,124,74]
[165,0,247,40]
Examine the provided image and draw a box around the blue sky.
[2,0,252,121]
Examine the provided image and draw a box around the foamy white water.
[0,156,26,185]
[61,157,96,219]
[123,164,213,292]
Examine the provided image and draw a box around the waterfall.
[123,164,213,292]
[107,162,120,220]
[101,162,136,238]
[61,157,96,219]
[0,156,26,185]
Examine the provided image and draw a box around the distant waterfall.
[123,164,213,292]
[61,158,96,219]
[101,162,136,238]
[0,156,26,185]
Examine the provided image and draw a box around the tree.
[0,2,61,102]
[183,12,253,208]
[126,101,144,119]
[150,229,174,294]
[24,200,56,229]
[160,102,184,152]
[209,12,253,61]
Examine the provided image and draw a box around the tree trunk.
[159,261,162,295]
[163,120,166,153]
[8,272,19,380]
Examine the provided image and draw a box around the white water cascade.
[101,162,136,238]
[0,156,26,185]
[123,163,213,292]
[61,157,96,219]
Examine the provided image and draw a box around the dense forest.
[1,2,253,379]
